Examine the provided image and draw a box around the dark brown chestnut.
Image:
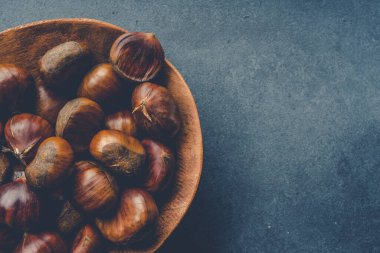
[25,137,74,189]
[35,85,68,124]
[132,82,181,139]
[0,153,10,185]
[39,41,92,91]
[72,161,118,214]
[110,32,165,82]
[4,113,54,165]
[0,64,34,117]
[90,130,146,177]
[56,200,83,234]
[105,110,137,137]
[95,188,158,244]
[56,98,105,153]
[0,224,21,251]
[77,63,126,108]
[14,232,67,253]
[72,224,102,253]
[142,139,175,193]
[0,179,42,230]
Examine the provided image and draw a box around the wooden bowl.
[0,18,203,252]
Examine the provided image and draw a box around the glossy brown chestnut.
[0,180,42,229]
[56,98,105,153]
[14,232,67,253]
[77,63,126,108]
[0,153,10,185]
[56,200,83,234]
[72,224,102,253]
[25,137,74,189]
[4,113,54,165]
[132,82,181,139]
[95,188,158,244]
[35,85,68,123]
[39,41,91,90]
[142,139,175,193]
[110,32,165,82]
[0,64,34,117]
[72,161,118,214]
[105,110,137,137]
[0,224,21,251]
[90,130,146,177]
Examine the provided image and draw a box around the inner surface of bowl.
[0,18,203,253]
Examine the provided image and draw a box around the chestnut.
[0,64,34,118]
[25,137,74,189]
[77,63,126,109]
[56,98,105,153]
[72,224,102,253]
[89,130,146,177]
[39,41,92,91]
[0,180,42,230]
[35,85,68,124]
[95,188,158,244]
[132,82,181,139]
[14,232,67,253]
[0,153,10,185]
[105,110,137,137]
[142,139,175,193]
[110,32,165,82]
[71,161,118,214]
[4,113,54,165]
[56,200,84,234]
[0,224,21,251]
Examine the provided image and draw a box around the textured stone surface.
[1,0,380,252]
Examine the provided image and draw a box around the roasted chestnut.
[4,113,54,165]
[95,188,158,244]
[105,110,137,137]
[72,224,102,253]
[0,179,42,230]
[25,137,74,189]
[110,32,165,82]
[0,64,34,117]
[55,200,83,234]
[56,98,105,153]
[39,41,92,91]
[90,130,146,177]
[132,82,181,139]
[35,85,68,124]
[0,153,10,185]
[0,224,21,251]
[72,161,118,214]
[142,139,175,193]
[77,63,127,109]
[14,232,67,253]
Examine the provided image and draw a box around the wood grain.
[0,18,203,252]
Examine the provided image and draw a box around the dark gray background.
[1,0,380,252]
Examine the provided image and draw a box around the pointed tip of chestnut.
[110,32,165,82]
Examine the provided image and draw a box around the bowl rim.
[0,18,203,252]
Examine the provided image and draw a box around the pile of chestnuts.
[0,31,180,253]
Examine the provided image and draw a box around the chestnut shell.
[71,161,119,214]
[132,82,181,139]
[72,224,102,253]
[4,113,54,164]
[110,32,165,82]
[13,232,67,253]
[89,130,146,177]
[0,64,34,118]
[95,188,158,244]
[35,85,68,124]
[142,139,176,193]
[56,98,105,153]
[105,110,137,137]
[0,180,42,230]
